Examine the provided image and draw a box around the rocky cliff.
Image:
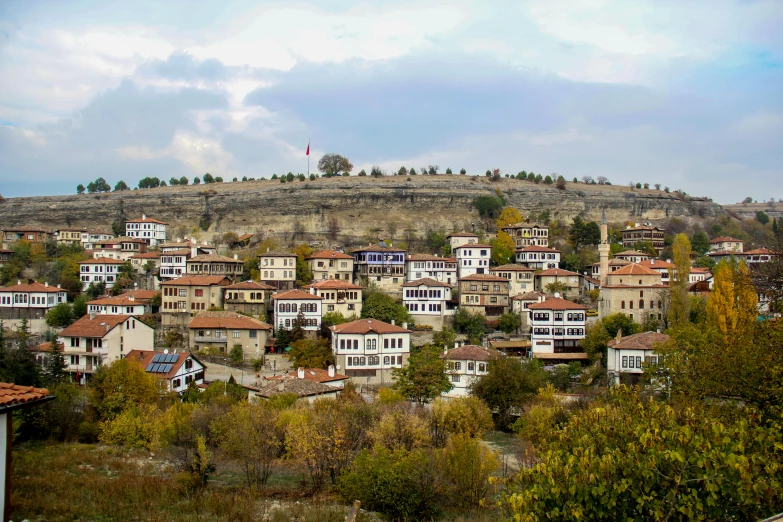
[0,176,724,240]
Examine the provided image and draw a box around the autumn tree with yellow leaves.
[495,206,523,229]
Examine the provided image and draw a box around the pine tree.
[45,340,69,385]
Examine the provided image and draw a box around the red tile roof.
[126,216,167,224]
[0,383,51,408]
[117,289,159,301]
[349,245,406,253]
[307,250,354,260]
[710,236,742,244]
[623,225,663,231]
[453,243,492,249]
[607,331,669,351]
[744,248,777,255]
[302,279,364,290]
[87,296,147,307]
[442,345,500,362]
[80,257,127,265]
[273,289,322,300]
[527,297,587,311]
[518,245,561,253]
[535,268,582,277]
[187,311,272,330]
[615,250,653,257]
[407,254,457,262]
[330,318,411,335]
[459,274,508,282]
[59,315,141,338]
[224,280,276,290]
[0,281,65,293]
[125,349,202,379]
[512,291,546,301]
[187,254,242,263]
[258,250,297,257]
[609,263,661,276]
[160,275,231,286]
[638,259,675,270]
[490,264,535,272]
[131,252,162,259]
[402,278,452,288]
[269,368,349,384]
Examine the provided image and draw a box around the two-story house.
[637,258,676,285]
[258,251,298,290]
[3,229,51,246]
[223,280,275,318]
[515,245,561,269]
[272,289,322,334]
[534,268,584,298]
[447,231,479,251]
[621,224,665,252]
[607,331,669,385]
[306,250,354,282]
[458,274,510,317]
[303,279,364,317]
[589,258,631,280]
[87,295,147,316]
[406,254,457,285]
[454,243,492,279]
[614,250,654,264]
[80,230,114,250]
[330,318,411,384]
[79,257,128,290]
[129,251,161,276]
[402,278,454,327]
[160,275,232,327]
[125,215,168,246]
[91,237,147,261]
[598,264,667,325]
[57,314,155,384]
[351,244,407,290]
[500,221,549,248]
[528,297,589,365]
[511,291,546,336]
[186,254,243,281]
[159,249,191,281]
[0,281,68,320]
[709,236,743,253]
[188,311,272,359]
[441,344,501,398]
[489,264,535,296]
[55,229,84,246]
[126,350,207,394]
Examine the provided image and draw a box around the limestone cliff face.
[0,176,723,238]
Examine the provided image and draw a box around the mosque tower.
[598,209,610,287]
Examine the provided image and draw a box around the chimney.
[105,322,110,333]
[261,376,268,388]
[616,329,622,341]
[391,319,395,325]
[89,311,96,320]
[234,254,238,260]
[277,382,285,392]
[328,365,335,377]
[17,279,21,285]
[297,367,305,379]
[651,259,655,265]
[142,214,146,220]
[45,281,48,287]
[57,284,61,288]
[402,322,408,330]
[267,247,270,253]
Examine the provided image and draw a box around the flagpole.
[307,138,310,177]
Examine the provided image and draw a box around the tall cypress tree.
[45,341,69,385]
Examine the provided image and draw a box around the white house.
[79,257,127,290]
[511,291,546,336]
[0,281,68,320]
[606,331,669,385]
[87,295,147,316]
[125,215,168,246]
[406,254,458,285]
[330,318,411,384]
[126,350,207,393]
[402,278,454,328]
[303,279,364,317]
[90,237,147,261]
[515,245,561,269]
[272,289,322,333]
[709,236,743,253]
[614,250,654,264]
[528,297,589,365]
[56,314,155,384]
[80,230,114,250]
[447,231,479,251]
[454,243,492,278]
[441,344,501,398]
[159,249,190,281]
[489,264,535,296]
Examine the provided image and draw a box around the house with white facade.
[79,257,128,290]
[511,291,546,336]
[126,349,207,394]
[272,289,322,333]
[91,237,147,261]
[258,251,298,290]
[351,244,407,291]
[402,278,454,328]
[589,258,631,280]
[529,297,589,365]
[303,279,364,317]
[709,236,743,253]
[186,254,243,281]
[330,318,411,384]
[489,264,535,296]
[80,230,114,250]
[441,344,501,398]
[159,249,191,281]
[500,222,549,248]
[306,250,355,282]
[454,243,492,278]
[534,268,584,298]
[56,314,155,384]
[0,281,68,320]
[87,295,147,316]
[515,245,561,269]
[607,331,669,385]
[406,254,458,285]
[614,250,654,264]
[125,215,168,246]
[447,231,479,251]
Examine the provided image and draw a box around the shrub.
[431,396,494,446]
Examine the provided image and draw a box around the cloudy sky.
[1,0,781,203]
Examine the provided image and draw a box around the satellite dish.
[164,349,169,354]
[554,292,561,298]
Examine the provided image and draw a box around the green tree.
[45,302,75,328]
[318,153,354,176]
[669,233,692,328]
[471,195,505,219]
[0,320,41,386]
[193,176,201,184]
[179,176,189,185]
[432,326,456,350]
[90,358,159,421]
[544,175,553,184]
[76,184,85,194]
[569,216,601,249]
[452,307,486,344]
[470,357,546,430]
[498,312,521,334]
[168,177,179,185]
[361,292,411,325]
[756,210,770,225]
[691,231,710,254]
[113,180,130,192]
[203,173,215,183]
[72,294,89,319]
[44,341,69,385]
[392,344,452,404]
[490,231,515,265]
[229,344,244,365]
[288,338,334,369]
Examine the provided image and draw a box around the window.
[70,355,80,365]
[468,362,474,371]
[451,374,460,383]
[454,362,461,370]
[179,289,186,297]
[622,356,628,368]
[636,356,642,368]
[621,301,625,309]
[383,356,390,365]
[233,330,241,338]
[340,339,346,350]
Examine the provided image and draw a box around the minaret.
[598,209,610,287]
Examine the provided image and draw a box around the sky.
[0,0,781,203]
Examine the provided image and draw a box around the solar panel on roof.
[161,364,172,373]
[146,363,156,372]
[149,363,159,372]
[152,353,164,363]
[167,354,178,363]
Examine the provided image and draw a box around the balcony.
[194,336,227,344]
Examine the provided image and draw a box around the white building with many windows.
[79,257,127,290]
[303,279,364,317]
[272,289,322,333]
[125,215,168,246]
[607,331,669,385]
[528,297,589,365]
[402,278,454,328]
[87,295,147,316]
[515,246,561,269]
[330,318,411,384]
[406,254,458,285]
[447,232,479,251]
[454,243,492,278]
[258,251,298,290]
[126,350,207,394]
[489,264,535,296]
[441,344,500,398]
[500,222,549,248]
[0,281,68,320]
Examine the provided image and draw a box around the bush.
[431,396,494,446]
[441,434,499,508]
[98,404,161,449]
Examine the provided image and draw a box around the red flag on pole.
[306,142,310,156]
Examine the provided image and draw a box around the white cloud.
[117,131,235,176]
